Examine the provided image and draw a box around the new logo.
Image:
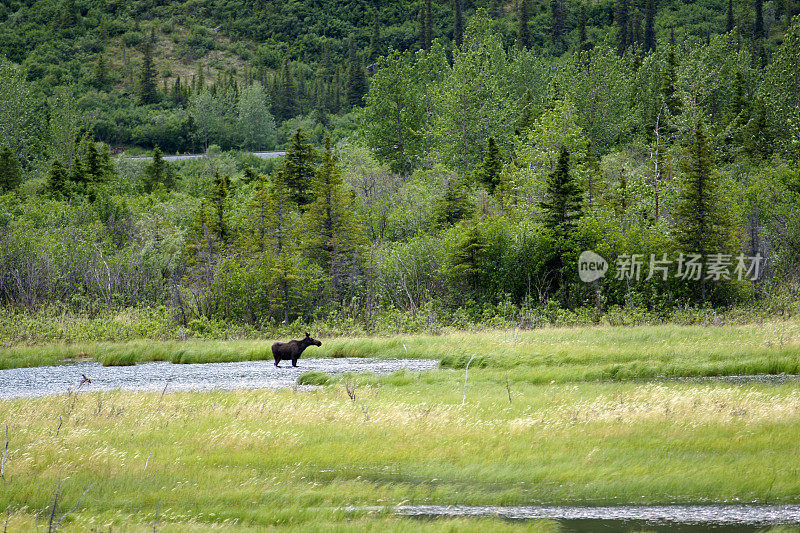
[578,251,608,282]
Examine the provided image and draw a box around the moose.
[271,332,322,367]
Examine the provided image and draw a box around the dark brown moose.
[271,332,322,367]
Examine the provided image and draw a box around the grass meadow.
[1,321,800,530]
[2,321,799,382]
[2,373,800,530]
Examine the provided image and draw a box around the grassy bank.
[2,322,799,384]
[2,373,800,530]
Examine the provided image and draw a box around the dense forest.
[0,0,799,336]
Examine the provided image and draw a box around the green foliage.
[434,173,474,226]
[345,38,368,109]
[434,9,513,171]
[0,4,798,328]
[447,223,492,296]
[475,137,502,193]
[303,136,365,272]
[518,0,532,49]
[45,160,70,200]
[281,128,317,206]
[138,41,159,105]
[297,370,332,385]
[674,121,731,257]
[0,145,21,192]
[764,17,800,161]
[142,147,176,193]
[362,50,425,175]
[540,146,583,240]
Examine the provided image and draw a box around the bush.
[298,371,332,385]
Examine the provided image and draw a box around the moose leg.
[292,359,298,367]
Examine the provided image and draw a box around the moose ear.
[305,331,310,337]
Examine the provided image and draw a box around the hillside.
[2,0,792,153]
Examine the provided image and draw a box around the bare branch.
[462,354,475,406]
[53,483,95,529]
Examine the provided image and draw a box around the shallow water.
[0,358,438,399]
[393,504,800,532]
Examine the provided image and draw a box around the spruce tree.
[209,170,230,243]
[277,55,299,121]
[60,0,78,28]
[304,136,363,271]
[518,0,532,49]
[616,0,629,55]
[346,38,368,108]
[727,0,735,32]
[282,129,316,206]
[744,101,772,159]
[245,171,292,254]
[551,0,564,51]
[644,0,656,52]
[661,36,681,116]
[755,0,765,40]
[197,62,205,92]
[418,0,433,51]
[454,0,464,49]
[515,89,536,136]
[92,55,108,89]
[435,175,474,226]
[578,4,588,45]
[449,225,491,293]
[138,41,158,105]
[142,147,175,193]
[171,76,183,106]
[424,0,433,50]
[540,147,582,239]
[675,121,728,256]
[81,140,103,184]
[0,145,21,192]
[46,160,70,200]
[476,137,502,193]
[368,8,381,61]
[754,0,766,64]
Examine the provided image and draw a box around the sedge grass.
[1,322,799,384]
[2,372,800,530]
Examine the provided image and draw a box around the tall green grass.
[2,377,800,530]
[2,322,798,384]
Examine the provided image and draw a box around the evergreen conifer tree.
[282,129,316,206]
[616,0,630,55]
[138,41,158,105]
[540,147,582,239]
[518,0,532,49]
[551,0,564,51]
[0,145,21,192]
[644,0,656,52]
[449,225,491,293]
[46,160,70,200]
[277,55,299,121]
[209,171,230,243]
[578,4,588,44]
[675,121,728,256]
[476,137,502,193]
[727,0,735,32]
[435,175,474,226]
[346,38,368,108]
[142,147,175,193]
[368,9,381,61]
[304,136,363,271]
[661,36,681,116]
[454,0,464,48]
